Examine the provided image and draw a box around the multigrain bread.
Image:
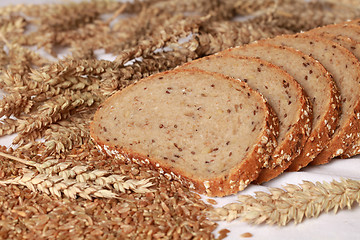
[307,23,360,42]
[179,55,311,183]
[304,33,360,159]
[337,36,360,158]
[90,69,279,197]
[347,19,360,26]
[315,35,360,57]
[220,42,341,171]
[266,34,360,166]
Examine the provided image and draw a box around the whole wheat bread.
[266,34,360,165]
[220,42,341,171]
[179,55,311,183]
[305,26,360,159]
[308,23,360,42]
[305,31,360,159]
[90,69,279,196]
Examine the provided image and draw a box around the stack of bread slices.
[90,20,360,197]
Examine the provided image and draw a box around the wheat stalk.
[0,151,65,174]
[208,178,360,225]
[0,151,155,199]
[0,170,117,200]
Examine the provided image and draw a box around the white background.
[1,1,360,239]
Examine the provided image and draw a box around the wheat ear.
[0,151,63,173]
[208,178,360,226]
[0,152,155,198]
[0,170,118,200]
[95,175,155,193]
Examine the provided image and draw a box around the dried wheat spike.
[0,152,156,196]
[58,165,89,179]
[208,178,360,225]
[41,161,73,175]
[75,169,109,182]
[0,170,118,200]
[95,175,155,193]
[0,153,71,175]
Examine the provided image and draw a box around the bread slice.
[220,42,341,171]
[303,32,360,159]
[265,34,360,165]
[179,55,311,183]
[90,69,279,197]
[346,19,360,26]
[336,38,360,158]
[307,23,360,42]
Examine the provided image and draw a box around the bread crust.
[220,42,341,172]
[311,107,360,164]
[263,33,360,166]
[341,137,360,158]
[253,86,311,183]
[305,24,360,160]
[303,34,360,165]
[90,69,279,197]
[288,81,340,170]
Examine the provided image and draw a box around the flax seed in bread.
[220,42,341,171]
[266,34,360,166]
[307,23,360,42]
[180,55,311,183]
[90,69,279,197]
[303,33,360,159]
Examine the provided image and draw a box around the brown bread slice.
[304,32,360,158]
[307,23,360,42]
[347,19,360,26]
[90,69,279,197]
[265,34,360,166]
[220,42,341,171]
[180,55,311,183]
[336,37,360,158]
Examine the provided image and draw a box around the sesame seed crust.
[307,23,360,159]
[253,86,312,183]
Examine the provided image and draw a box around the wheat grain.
[0,151,156,198]
[0,170,118,200]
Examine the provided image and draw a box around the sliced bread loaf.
[179,55,311,183]
[303,33,360,159]
[90,69,279,197]
[265,34,360,165]
[307,24,360,42]
[220,42,341,171]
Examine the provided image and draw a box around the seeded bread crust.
[90,69,279,197]
[220,42,341,171]
[266,33,360,166]
[305,26,360,159]
[179,55,312,184]
[333,38,360,158]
